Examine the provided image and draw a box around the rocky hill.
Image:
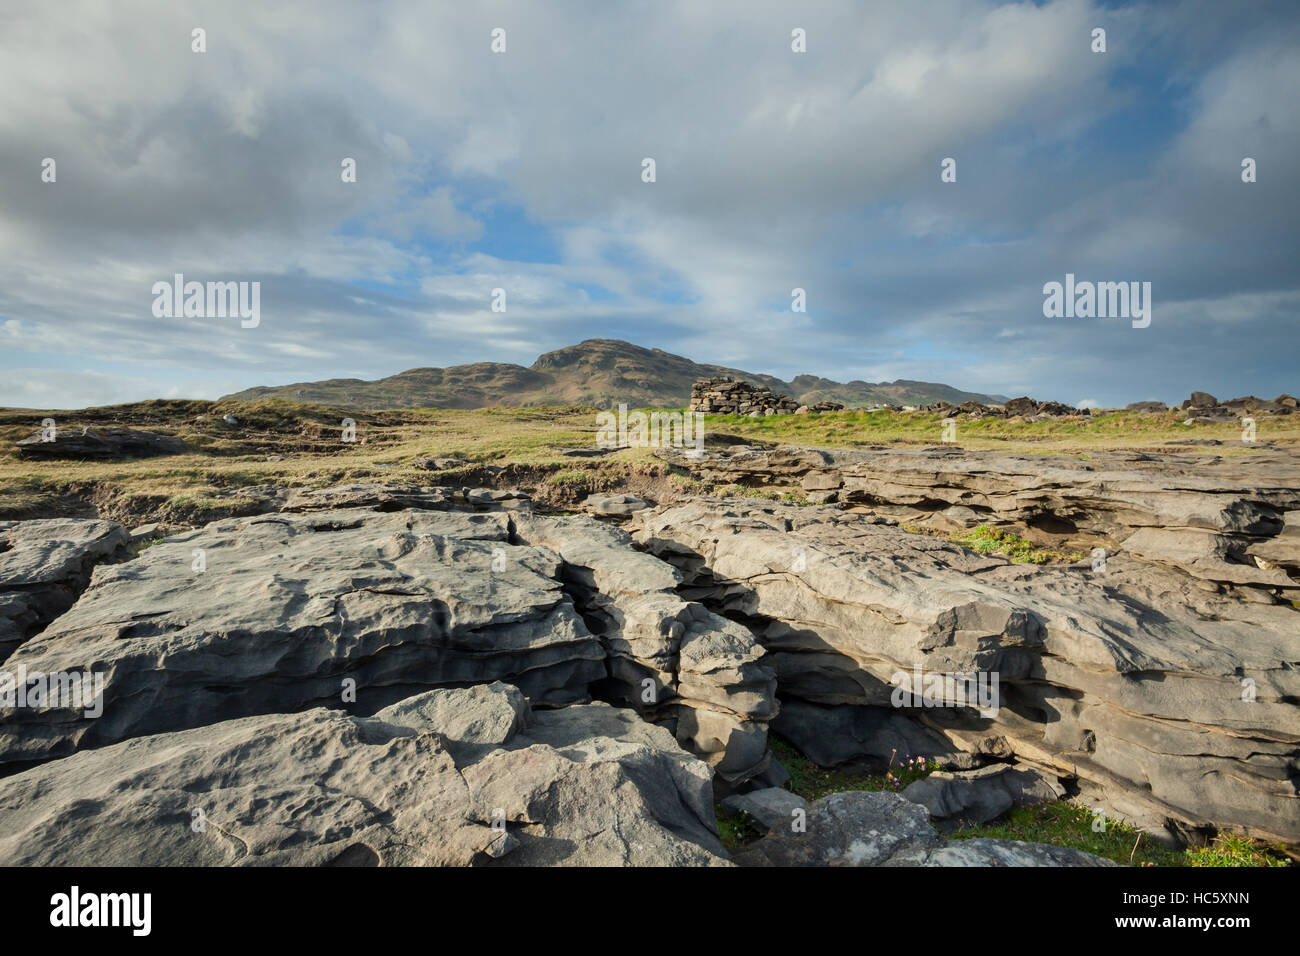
[221,339,1005,410]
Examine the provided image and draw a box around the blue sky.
[0,0,1296,408]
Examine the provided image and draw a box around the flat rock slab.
[16,427,187,459]
[0,508,605,764]
[732,790,1112,867]
[0,685,730,867]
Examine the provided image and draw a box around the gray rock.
[884,837,1117,867]
[722,787,808,834]
[0,508,606,764]
[632,497,1300,844]
[583,493,650,516]
[0,518,130,661]
[0,686,730,867]
[16,427,187,460]
[732,790,1112,867]
[902,764,1065,824]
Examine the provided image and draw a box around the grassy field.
[1,399,1295,524]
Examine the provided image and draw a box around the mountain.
[221,339,1006,410]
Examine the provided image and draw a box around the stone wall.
[690,376,843,416]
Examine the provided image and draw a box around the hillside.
[221,339,1005,410]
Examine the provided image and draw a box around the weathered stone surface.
[630,497,1300,844]
[0,685,730,867]
[721,787,808,833]
[16,426,187,460]
[0,518,130,662]
[656,444,1300,594]
[513,514,777,787]
[583,493,650,516]
[883,837,1118,867]
[0,507,606,764]
[902,764,1065,824]
[732,790,1112,867]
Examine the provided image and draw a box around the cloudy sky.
[1,0,1296,409]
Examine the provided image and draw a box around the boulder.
[0,685,730,867]
[16,426,187,460]
[0,518,130,662]
[731,790,1111,867]
[901,764,1066,824]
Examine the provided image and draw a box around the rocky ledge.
[0,471,1294,864]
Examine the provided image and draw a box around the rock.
[16,427,187,460]
[884,837,1117,867]
[1003,397,1038,417]
[559,447,618,458]
[222,415,239,424]
[732,790,1112,867]
[1187,391,1219,409]
[722,787,808,834]
[457,700,730,866]
[583,493,650,516]
[901,764,1065,824]
[512,514,777,787]
[373,681,528,764]
[1126,401,1168,413]
[0,518,130,662]
[0,508,607,764]
[128,522,161,543]
[795,406,810,415]
[732,790,941,866]
[414,457,471,470]
[631,496,1300,844]
[1122,527,1295,588]
[690,377,803,416]
[0,686,730,867]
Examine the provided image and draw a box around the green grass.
[952,801,1290,868]
[953,525,1085,564]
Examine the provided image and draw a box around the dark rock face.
[16,426,187,459]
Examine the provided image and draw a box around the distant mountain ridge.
[221,339,1007,410]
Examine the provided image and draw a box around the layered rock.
[655,444,1300,598]
[0,683,730,867]
[629,497,1300,844]
[0,507,606,764]
[0,518,130,662]
[16,426,187,459]
[513,513,778,788]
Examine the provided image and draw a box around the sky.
[1,0,1297,409]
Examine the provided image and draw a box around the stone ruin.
[690,377,844,416]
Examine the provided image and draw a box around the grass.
[952,802,1291,868]
[2,400,1295,525]
[953,525,1085,564]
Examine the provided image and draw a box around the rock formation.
[690,377,843,416]
[16,426,188,459]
